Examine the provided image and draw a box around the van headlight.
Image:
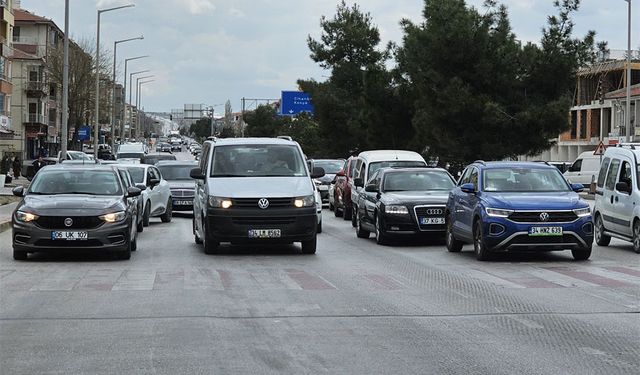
[486,208,514,218]
[16,211,39,223]
[99,211,126,223]
[384,205,409,215]
[573,207,591,217]
[208,196,232,209]
[294,195,315,208]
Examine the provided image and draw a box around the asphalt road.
[1,151,639,374]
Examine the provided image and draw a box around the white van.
[563,151,602,185]
[116,143,146,164]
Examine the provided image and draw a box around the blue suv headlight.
[573,207,591,217]
[485,208,513,218]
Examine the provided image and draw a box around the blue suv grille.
[508,211,577,223]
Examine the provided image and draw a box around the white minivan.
[190,138,325,254]
[563,151,602,185]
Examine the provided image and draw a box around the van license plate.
[528,227,563,236]
[248,229,281,238]
[51,231,88,240]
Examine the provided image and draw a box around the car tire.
[335,204,343,217]
[633,220,640,254]
[317,221,322,234]
[160,198,172,223]
[116,240,132,260]
[329,201,334,211]
[136,213,144,233]
[203,220,219,255]
[473,220,490,261]
[193,218,203,244]
[13,250,27,261]
[131,232,138,252]
[343,200,352,220]
[594,214,611,246]
[356,210,370,239]
[446,215,464,252]
[571,247,592,260]
[143,203,150,227]
[375,214,388,245]
[301,236,317,254]
[350,205,357,227]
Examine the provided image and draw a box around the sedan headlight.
[573,207,591,217]
[15,211,39,223]
[99,211,126,223]
[208,196,232,209]
[294,195,315,208]
[486,208,514,218]
[384,205,409,215]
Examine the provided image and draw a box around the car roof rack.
[615,143,640,150]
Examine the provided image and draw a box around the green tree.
[189,118,211,141]
[395,0,596,164]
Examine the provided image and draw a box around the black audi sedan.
[354,167,456,245]
[11,164,141,260]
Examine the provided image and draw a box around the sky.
[21,0,637,113]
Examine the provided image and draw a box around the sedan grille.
[231,198,293,208]
[508,211,578,223]
[413,205,446,231]
[35,216,103,230]
[171,189,195,198]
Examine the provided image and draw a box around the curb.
[0,220,10,234]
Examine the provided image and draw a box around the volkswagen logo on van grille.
[258,198,270,210]
[539,212,550,222]
[64,218,74,227]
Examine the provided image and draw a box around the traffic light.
[169,114,173,120]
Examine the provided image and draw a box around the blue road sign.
[77,125,91,141]
[280,91,314,116]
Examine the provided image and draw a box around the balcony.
[26,81,48,98]
[24,113,47,125]
[13,36,38,45]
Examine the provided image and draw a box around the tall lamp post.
[121,55,148,144]
[624,0,632,142]
[131,75,154,138]
[60,0,70,161]
[110,36,143,149]
[137,80,155,137]
[94,3,134,158]
[127,71,151,139]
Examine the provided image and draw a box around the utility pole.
[60,0,69,161]
[625,0,632,142]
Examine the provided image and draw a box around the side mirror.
[571,183,585,193]
[12,186,24,197]
[127,186,141,197]
[615,181,631,194]
[135,183,147,191]
[190,167,205,180]
[148,178,160,186]
[354,178,364,188]
[336,169,346,177]
[310,167,325,179]
[461,183,476,194]
[365,183,378,193]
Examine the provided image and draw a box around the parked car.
[333,156,358,220]
[593,144,640,253]
[156,142,172,153]
[156,160,198,212]
[445,161,593,261]
[563,151,602,185]
[11,164,141,260]
[190,137,325,254]
[118,164,173,226]
[308,159,345,205]
[354,167,456,245]
[142,153,177,165]
[351,150,428,228]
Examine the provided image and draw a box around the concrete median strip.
[0,220,10,234]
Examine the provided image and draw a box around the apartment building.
[0,0,14,158]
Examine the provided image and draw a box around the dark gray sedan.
[11,165,141,260]
[156,160,198,212]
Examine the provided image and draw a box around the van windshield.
[368,161,426,177]
[210,144,307,177]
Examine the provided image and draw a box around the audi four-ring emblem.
[258,198,270,209]
[425,208,443,215]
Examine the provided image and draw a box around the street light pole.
[94,3,134,159]
[110,36,143,150]
[132,75,154,138]
[137,80,154,137]
[625,0,632,142]
[121,56,148,145]
[128,71,151,139]
[61,0,69,161]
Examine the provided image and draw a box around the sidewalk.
[0,201,17,234]
[1,177,30,196]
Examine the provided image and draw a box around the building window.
[0,93,5,114]
[13,26,20,42]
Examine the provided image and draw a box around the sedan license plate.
[51,231,88,241]
[173,200,192,206]
[420,217,445,225]
[528,227,563,236]
[248,229,281,239]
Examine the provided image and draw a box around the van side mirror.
[571,183,585,193]
[127,187,141,197]
[311,167,325,179]
[354,178,364,188]
[365,183,378,193]
[461,183,476,194]
[615,181,631,194]
[135,183,147,191]
[190,167,205,180]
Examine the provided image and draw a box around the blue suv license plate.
[528,227,563,236]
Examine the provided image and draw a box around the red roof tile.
[14,9,52,23]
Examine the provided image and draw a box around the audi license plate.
[420,217,445,225]
[248,229,281,238]
[51,231,88,241]
[528,227,563,236]
[173,200,192,206]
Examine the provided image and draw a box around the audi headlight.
[16,211,39,223]
[208,196,232,209]
[294,195,315,208]
[99,211,126,223]
[573,207,591,217]
[486,208,514,218]
[384,205,409,215]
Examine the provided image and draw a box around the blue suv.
[445,161,593,261]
